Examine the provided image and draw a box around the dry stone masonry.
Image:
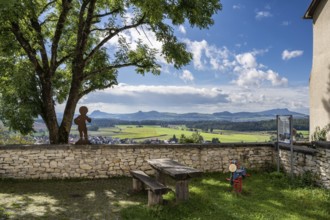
[278,142,330,189]
[0,142,329,189]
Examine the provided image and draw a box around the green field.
[73,125,273,143]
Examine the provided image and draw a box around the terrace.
[1,139,330,219]
[1,171,329,219]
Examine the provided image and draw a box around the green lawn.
[0,172,329,220]
[80,125,272,143]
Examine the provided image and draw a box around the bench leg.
[148,191,163,206]
[176,180,189,201]
[132,178,143,191]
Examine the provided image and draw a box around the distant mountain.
[88,108,308,122]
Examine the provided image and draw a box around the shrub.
[311,125,330,141]
[179,132,204,144]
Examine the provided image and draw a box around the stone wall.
[1,142,329,189]
[0,143,274,179]
[278,142,330,189]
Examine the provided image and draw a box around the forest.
[87,118,309,132]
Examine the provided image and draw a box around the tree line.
[89,118,309,132]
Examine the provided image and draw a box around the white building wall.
[310,0,330,140]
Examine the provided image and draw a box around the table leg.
[155,170,166,185]
[176,180,189,201]
[132,178,143,191]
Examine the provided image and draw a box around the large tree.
[0,0,221,144]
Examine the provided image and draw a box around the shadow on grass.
[121,172,330,220]
[0,177,138,220]
[1,172,329,220]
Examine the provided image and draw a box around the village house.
[304,0,330,140]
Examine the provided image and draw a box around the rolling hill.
[89,108,308,122]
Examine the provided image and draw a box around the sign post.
[276,115,293,177]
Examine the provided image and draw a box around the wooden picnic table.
[147,158,203,201]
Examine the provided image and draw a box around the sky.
[72,0,314,115]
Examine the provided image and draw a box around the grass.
[78,125,272,143]
[0,172,329,220]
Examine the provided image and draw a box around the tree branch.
[73,0,95,75]
[78,81,116,99]
[90,27,114,32]
[84,14,147,65]
[30,17,49,72]
[40,17,58,26]
[76,0,89,47]
[82,60,144,80]
[10,22,44,76]
[93,7,122,18]
[56,54,72,67]
[82,0,97,39]
[50,0,72,76]
[39,0,57,17]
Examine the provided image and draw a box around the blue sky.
[72,0,313,115]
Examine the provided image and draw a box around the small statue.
[74,106,92,144]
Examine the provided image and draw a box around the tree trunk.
[56,71,81,144]
[58,126,70,144]
[41,79,61,144]
[47,119,60,144]
[43,94,78,144]
[58,96,79,144]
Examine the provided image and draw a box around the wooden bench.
[130,170,171,206]
[148,158,203,201]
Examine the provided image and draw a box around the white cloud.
[232,69,288,88]
[183,39,208,70]
[75,84,230,113]
[256,11,272,19]
[232,52,288,87]
[58,84,308,114]
[265,5,271,10]
[281,21,290,26]
[266,70,288,86]
[180,70,194,83]
[178,25,186,34]
[282,50,304,60]
[183,39,287,88]
[233,69,265,87]
[225,86,308,114]
[235,53,257,69]
[233,4,243,10]
[183,39,231,71]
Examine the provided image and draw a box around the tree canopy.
[0,0,221,144]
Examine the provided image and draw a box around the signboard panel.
[277,115,292,144]
[276,115,293,177]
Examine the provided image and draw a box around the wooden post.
[148,191,163,206]
[132,178,143,191]
[155,170,166,185]
[176,180,189,201]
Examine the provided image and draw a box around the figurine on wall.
[74,106,92,144]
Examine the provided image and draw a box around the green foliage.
[179,131,203,143]
[211,137,220,143]
[186,118,309,132]
[168,134,178,143]
[0,58,40,134]
[72,124,271,143]
[0,206,10,219]
[87,125,99,131]
[0,128,33,145]
[268,171,319,188]
[0,0,222,143]
[311,125,330,141]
